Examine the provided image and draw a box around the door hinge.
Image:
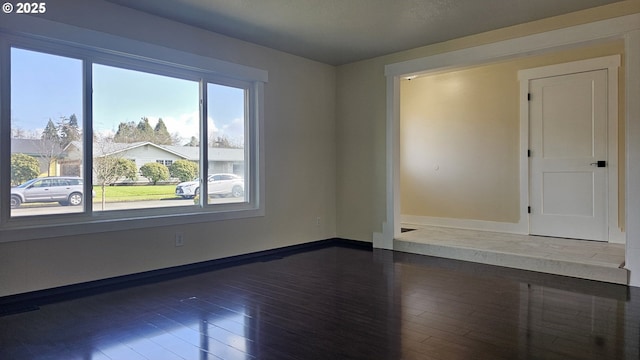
[528,150,531,158]
[527,93,531,101]
[528,206,531,214]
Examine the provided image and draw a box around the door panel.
[529,69,608,241]
[542,172,593,216]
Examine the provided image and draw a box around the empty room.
[1,0,640,359]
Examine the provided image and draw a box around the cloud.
[218,117,245,144]
[146,111,217,143]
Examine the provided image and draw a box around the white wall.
[0,0,337,297]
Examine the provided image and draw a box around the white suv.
[175,173,244,199]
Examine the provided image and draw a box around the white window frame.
[0,16,267,242]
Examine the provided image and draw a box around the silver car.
[10,176,87,208]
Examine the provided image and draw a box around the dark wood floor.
[1,246,639,360]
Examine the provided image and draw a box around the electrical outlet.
[316,217,321,226]
[175,232,184,247]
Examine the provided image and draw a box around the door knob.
[590,161,606,167]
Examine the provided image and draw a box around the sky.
[11,47,245,145]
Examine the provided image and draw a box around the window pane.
[10,48,84,217]
[92,64,199,211]
[206,83,246,205]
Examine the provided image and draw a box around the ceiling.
[106,0,622,65]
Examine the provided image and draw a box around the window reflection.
[94,301,250,360]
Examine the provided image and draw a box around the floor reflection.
[89,298,252,360]
[0,246,638,359]
[393,250,638,360]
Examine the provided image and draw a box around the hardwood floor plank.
[1,246,638,359]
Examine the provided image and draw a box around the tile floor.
[395,226,628,284]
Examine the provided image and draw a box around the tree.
[153,118,173,145]
[113,121,138,143]
[39,119,64,176]
[94,157,138,209]
[136,117,154,142]
[42,119,60,142]
[140,162,169,185]
[113,118,181,145]
[11,153,40,186]
[169,159,198,182]
[184,136,199,147]
[209,135,242,149]
[170,132,182,146]
[11,127,30,139]
[59,114,81,147]
[93,135,138,210]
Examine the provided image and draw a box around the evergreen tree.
[59,114,81,146]
[39,119,63,175]
[113,118,178,144]
[153,118,173,145]
[42,119,60,142]
[114,121,138,143]
[136,117,154,142]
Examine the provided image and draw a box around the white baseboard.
[401,215,528,235]
[608,227,626,244]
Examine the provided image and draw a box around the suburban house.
[1,0,640,358]
[87,141,244,182]
[11,139,244,183]
[10,138,65,176]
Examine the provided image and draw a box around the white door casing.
[519,55,621,242]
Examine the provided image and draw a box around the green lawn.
[93,184,177,202]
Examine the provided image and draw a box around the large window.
[92,63,200,212]
[10,48,84,217]
[0,28,265,240]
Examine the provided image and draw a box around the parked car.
[10,176,89,208]
[175,173,244,199]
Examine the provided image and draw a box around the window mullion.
[83,59,93,215]
[200,79,208,206]
[0,38,10,224]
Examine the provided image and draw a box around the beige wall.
[336,1,640,241]
[400,41,625,223]
[0,0,337,297]
[2,0,639,297]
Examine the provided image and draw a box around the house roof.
[11,138,64,156]
[89,141,244,162]
[163,145,245,162]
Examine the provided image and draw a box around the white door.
[529,69,608,241]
